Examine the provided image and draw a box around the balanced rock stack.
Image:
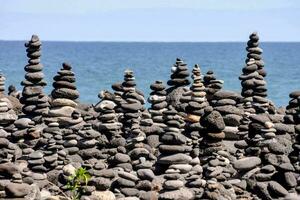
[200,107,226,155]
[167,58,190,87]
[285,91,300,124]
[47,63,83,128]
[121,69,145,138]
[246,32,266,77]
[203,70,224,102]
[0,98,17,128]
[157,105,194,200]
[78,123,102,160]
[0,127,19,161]
[0,73,5,94]
[111,82,125,114]
[237,114,294,199]
[240,58,267,99]
[166,58,191,112]
[202,152,237,200]
[95,95,123,146]
[148,80,168,128]
[42,122,64,170]
[185,65,208,151]
[20,35,49,121]
[126,125,157,199]
[211,90,244,139]
[62,129,79,157]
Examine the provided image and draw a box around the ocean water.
[0,41,299,107]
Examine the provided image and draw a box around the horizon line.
[1,39,300,43]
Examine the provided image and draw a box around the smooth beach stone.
[53,81,76,90]
[213,90,239,100]
[233,157,261,171]
[114,153,131,163]
[289,91,300,98]
[159,188,194,200]
[158,153,192,164]
[202,111,225,132]
[137,169,155,181]
[52,88,79,100]
[48,106,75,117]
[268,181,288,197]
[163,180,184,190]
[25,63,43,72]
[53,74,76,83]
[5,183,31,197]
[117,177,136,187]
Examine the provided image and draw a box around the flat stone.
[268,181,288,197]
[159,188,194,200]
[233,157,261,171]
[5,183,31,197]
[163,180,184,190]
[158,153,192,164]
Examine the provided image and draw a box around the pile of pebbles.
[0,33,299,200]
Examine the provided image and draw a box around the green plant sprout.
[66,167,91,200]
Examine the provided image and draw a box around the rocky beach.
[0,32,299,200]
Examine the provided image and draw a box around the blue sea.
[0,41,299,107]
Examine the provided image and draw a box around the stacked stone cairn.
[211,90,244,140]
[0,98,17,130]
[78,123,102,162]
[42,122,65,171]
[1,32,300,199]
[121,69,145,138]
[147,80,167,150]
[233,113,294,199]
[246,32,266,78]
[157,105,195,200]
[47,62,83,129]
[111,82,125,114]
[285,91,300,124]
[166,58,191,112]
[20,35,49,122]
[0,73,5,95]
[203,70,224,103]
[185,65,208,152]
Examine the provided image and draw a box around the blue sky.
[1,0,300,41]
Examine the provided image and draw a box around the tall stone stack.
[240,58,267,99]
[246,32,265,77]
[285,91,300,124]
[0,73,5,95]
[148,81,168,127]
[126,125,157,199]
[185,65,208,154]
[157,106,194,200]
[47,63,83,128]
[166,58,191,112]
[21,35,49,121]
[121,70,145,138]
[203,70,224,102]
[111,82,125,114]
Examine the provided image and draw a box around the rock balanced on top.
[167,58,190,87]
[47,63,82,128]
[246,32,266,77]
[20,35,49,120]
